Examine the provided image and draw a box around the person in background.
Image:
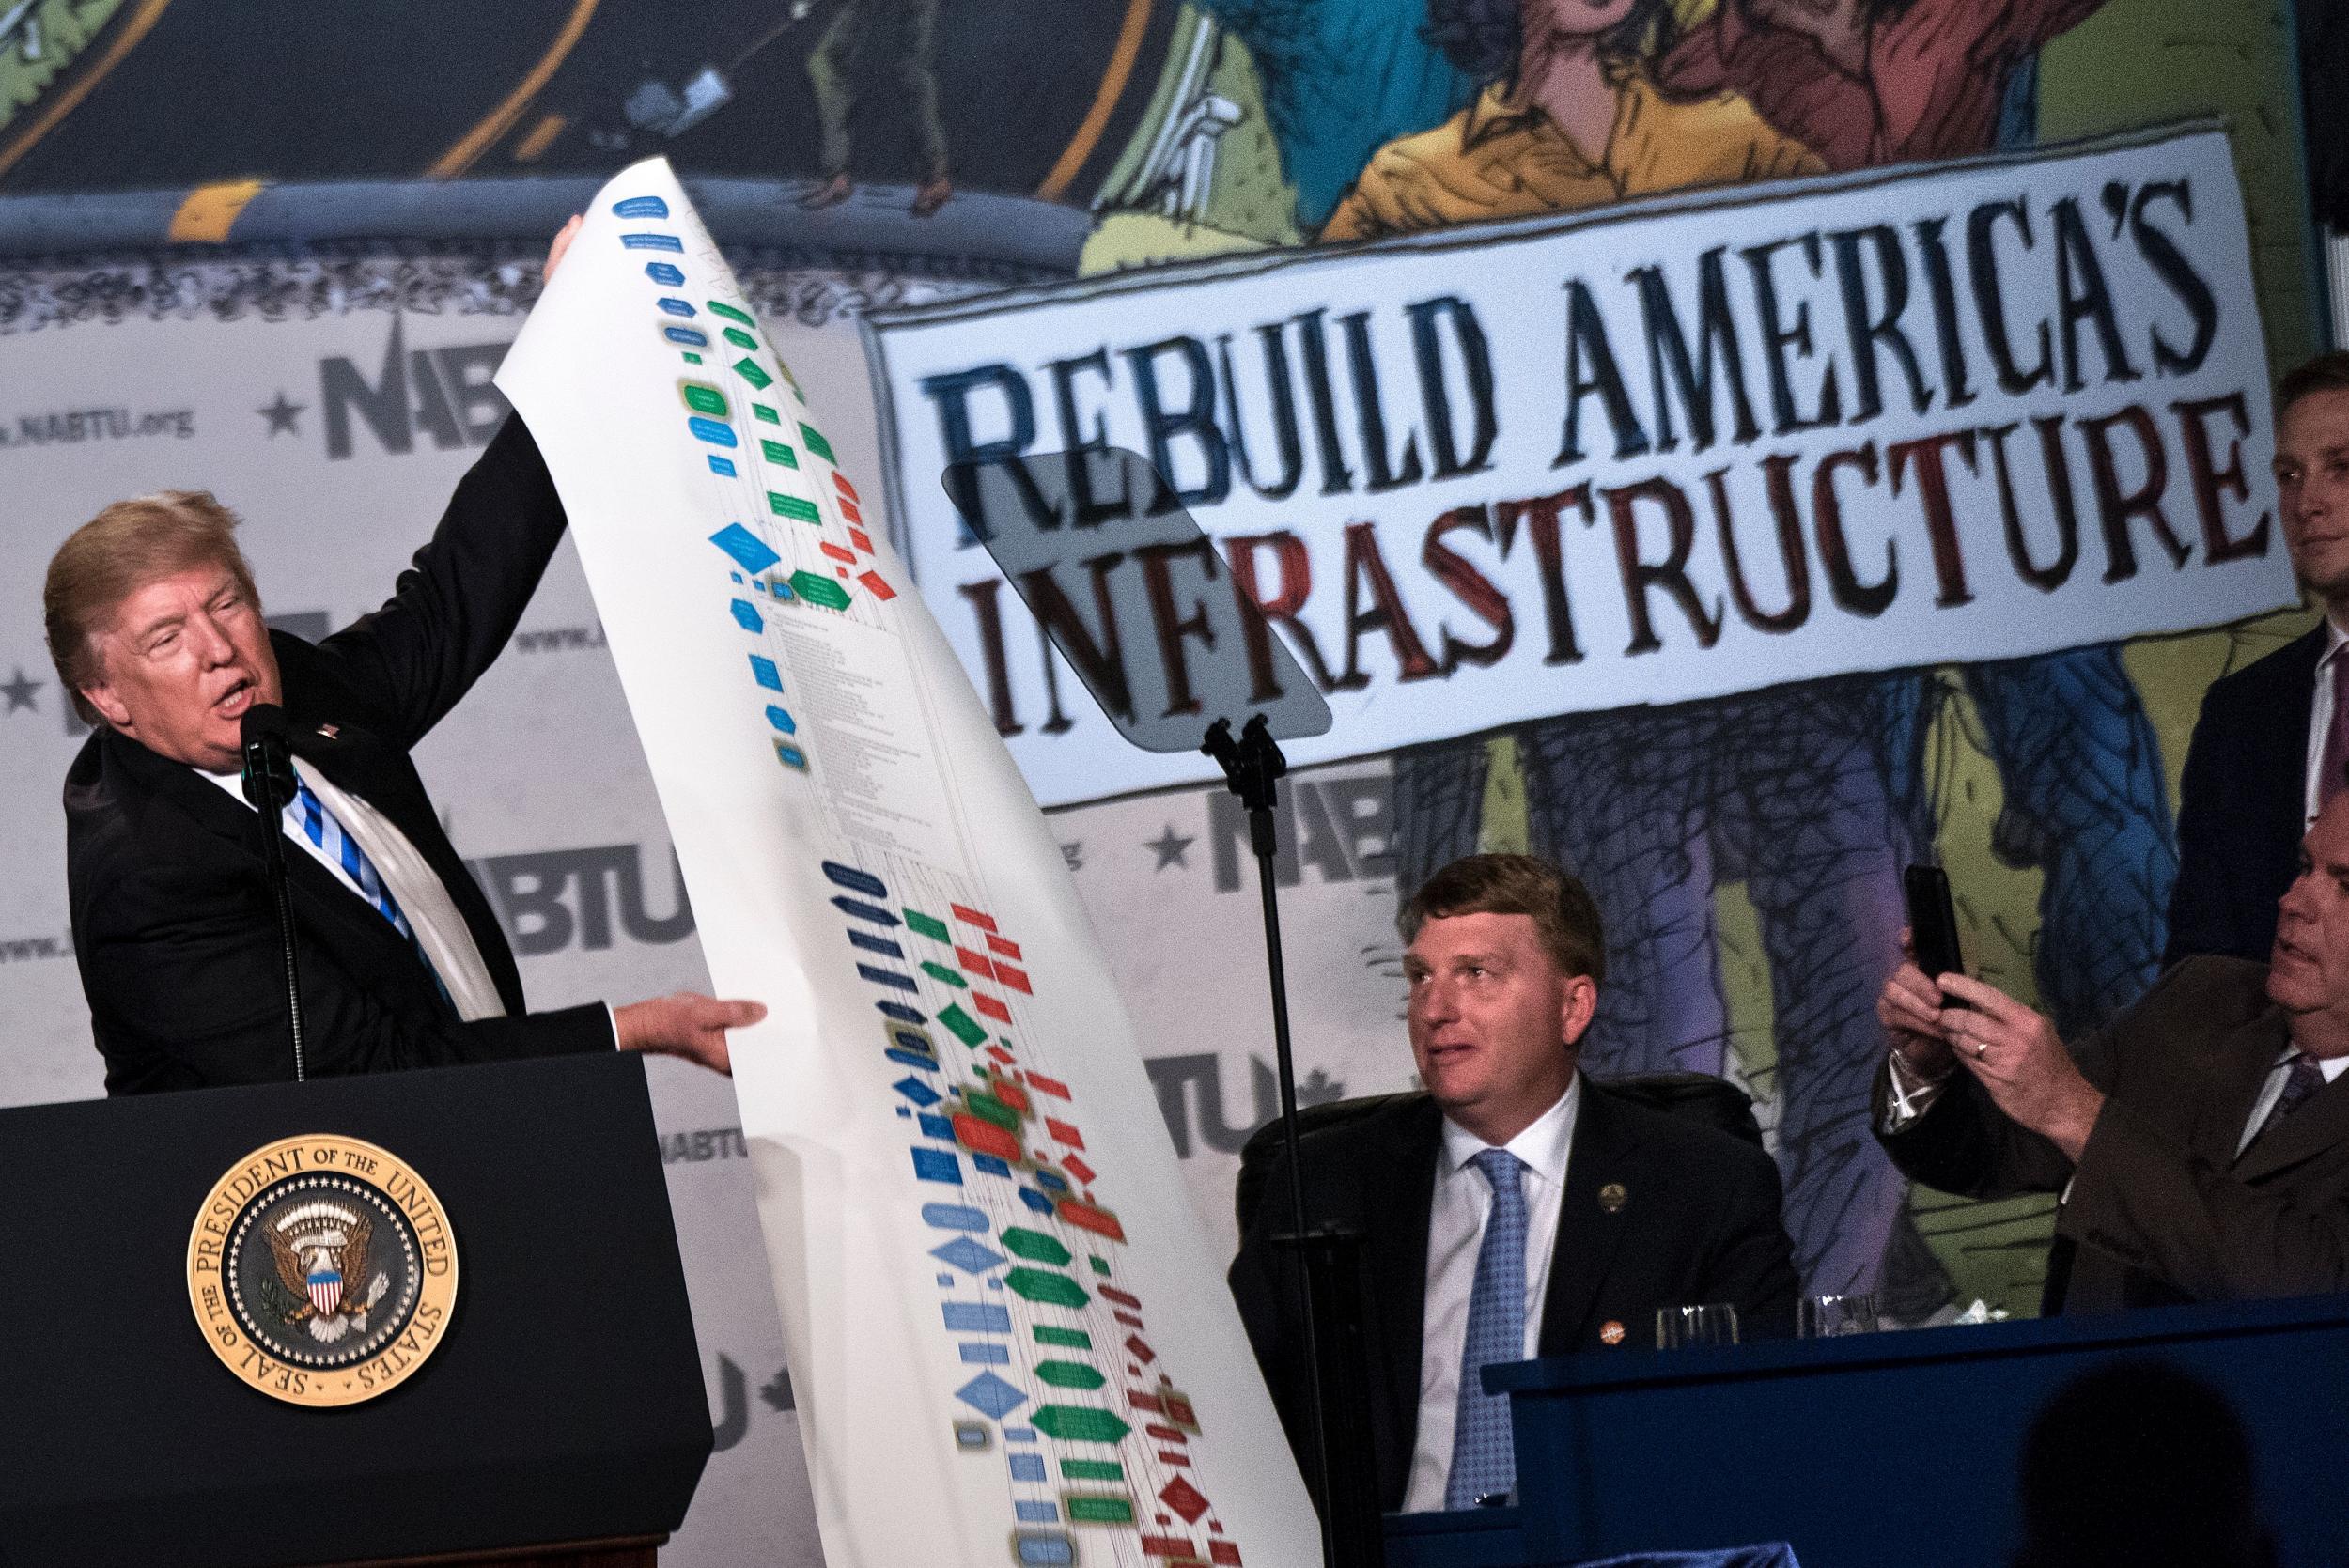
[1231,854,1797,1513]
[1874,789,2349,1312]
[2167,352,2349,966]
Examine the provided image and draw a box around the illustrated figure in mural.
[2167,353,2349,969]
[799,0,953,217]
[1657,0,2102,171]
[1320,0,1816,241]
[1657,0,2158,1047]
[45,221,765,1094]
[1231,854,1797,1512]
[1187,0,1482,233]
[1315,0,1941,1305]
[1875,790,2349,1312]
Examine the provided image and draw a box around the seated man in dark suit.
[1228,854,1798,1514]
[1875,791,2349,1312]
[43,219,762,1094]
[2167,352,2349,965]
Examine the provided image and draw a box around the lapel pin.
[1599,1182,1627,1213]
[316,723,339,739]
[1599,1320,1626,1345]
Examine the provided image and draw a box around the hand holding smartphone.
[1902,864,1966,997]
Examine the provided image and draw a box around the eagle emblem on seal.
[191,1137,458,1406]
[262,1200,391,1343]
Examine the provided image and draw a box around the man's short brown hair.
[43,490,258,726]
[1400,853,1606,982]
[2278,351,2349,422]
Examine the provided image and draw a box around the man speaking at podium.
[42,220,761,1096]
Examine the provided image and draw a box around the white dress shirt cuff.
[1878,1049,1953,1133]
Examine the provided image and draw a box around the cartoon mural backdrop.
[1057,0,2322,1325]
[1337,0,2177,1313]
[0,1,2322,1562]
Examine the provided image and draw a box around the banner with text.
[867,125,2293,805]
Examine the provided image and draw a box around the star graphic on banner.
[1,667,41,713]
[257,391,304,436]
[1145,825,1194,870]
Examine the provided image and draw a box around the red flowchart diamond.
[1159,1476,1209,1523]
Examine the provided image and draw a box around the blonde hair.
[43,490,260,726]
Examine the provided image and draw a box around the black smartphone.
[1903,863,1966,986]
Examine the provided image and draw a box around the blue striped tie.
[1446,1148,1528,1509]
[285,775,449,1003]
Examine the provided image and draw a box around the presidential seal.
[187,1135,458,1408]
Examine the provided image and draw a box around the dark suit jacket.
[1875,957,2349,1312]
[66,415,613,1094]
[1226,1080,1799,1512]
[2165,626,2324,967]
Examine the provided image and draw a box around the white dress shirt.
[2303,619,2349,827]
[199,759,506,1023]
[1401,1077,1580,1514]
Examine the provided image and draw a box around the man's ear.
[1560,972,1599,1048]
[78,676,131,732]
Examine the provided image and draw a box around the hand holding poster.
[498,162,1318,1568]
[866,125,2293,807]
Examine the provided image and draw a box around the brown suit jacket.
[1875,957,2349,1312]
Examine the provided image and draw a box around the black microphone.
[240,703,296,814]
[239,702,308,1079]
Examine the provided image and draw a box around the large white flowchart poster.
[498,161,1317,1568]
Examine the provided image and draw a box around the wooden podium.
[0,1054,714,1568]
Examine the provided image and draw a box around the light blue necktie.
[1445,1147,1527,1509]
[285,774,449,1004]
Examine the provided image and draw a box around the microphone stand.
[945,447,1378,1560]
[1204,715,1380,1568]
[241,713,306,1082]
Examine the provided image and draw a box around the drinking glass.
[1655,1303,1740,1349]
[1798,1293,1880,1338]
